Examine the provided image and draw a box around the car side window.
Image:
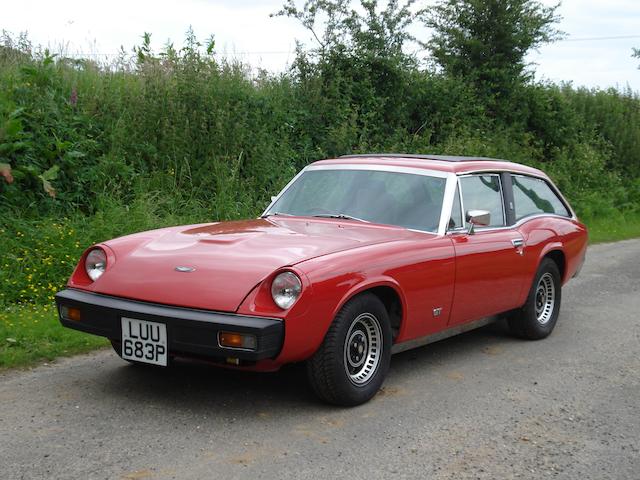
[459,174,505,227]
[512,175,570,220]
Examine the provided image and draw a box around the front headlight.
[85,248,107,281]
[271,271,302,310]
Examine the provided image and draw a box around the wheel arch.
[542,248,566,283]
[332,280,406,343]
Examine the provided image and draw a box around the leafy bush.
[563,86,640,177]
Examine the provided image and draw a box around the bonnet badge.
[175,266,196,273]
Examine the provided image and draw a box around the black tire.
[306,293,392,406]
[508,258,562,340]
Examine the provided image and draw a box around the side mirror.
[465,209,490,234]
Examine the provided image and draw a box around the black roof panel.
[339,153,509,163]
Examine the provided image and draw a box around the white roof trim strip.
[306,163,450,179]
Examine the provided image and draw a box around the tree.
[273,0,420,60]
[633,47,640,68]
[272,1,423,153]
[423,0,563,105]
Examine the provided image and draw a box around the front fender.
[268,273,408,365]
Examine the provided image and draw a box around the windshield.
[266,168,446,232]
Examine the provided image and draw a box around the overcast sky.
[3,0,640,91]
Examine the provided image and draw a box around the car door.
[447,173,528,326]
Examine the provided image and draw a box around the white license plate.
[121,317,168,366]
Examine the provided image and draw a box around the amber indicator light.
[218,331,257,350]
[61,305,82,322]
[219,332,243,348]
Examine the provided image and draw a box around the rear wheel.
[307,293,392,406]
[508,258,562,340]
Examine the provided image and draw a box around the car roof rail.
[338,153,509,163]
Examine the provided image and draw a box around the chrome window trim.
[446,212,578,235]
[262,164,455,236]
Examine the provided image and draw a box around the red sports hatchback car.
[56,154,587,405]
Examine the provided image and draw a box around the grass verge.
[585,211,640,244]
[0,304,107,370]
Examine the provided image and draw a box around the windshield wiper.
[263,212,369,223]
[311,213,369,223]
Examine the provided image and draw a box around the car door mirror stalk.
[466,210,491,235]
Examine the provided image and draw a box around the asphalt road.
[1,239,639,480]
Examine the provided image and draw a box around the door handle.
[512,238,524,250]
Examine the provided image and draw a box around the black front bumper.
[55,289,284,362]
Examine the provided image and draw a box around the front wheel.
[307,293,392,406]
[508,258,562,340]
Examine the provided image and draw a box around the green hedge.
[1,34,639,306]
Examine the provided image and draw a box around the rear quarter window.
[512,175,570,221]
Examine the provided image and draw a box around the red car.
[56,154,587,405]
